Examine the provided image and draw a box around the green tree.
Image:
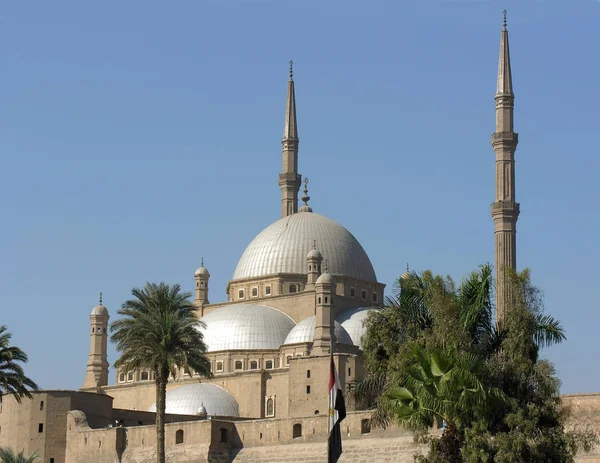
[110,282,212,463]
[0,448,38,463]
[0,326,38,403]
[384,345,508,463]
[354,265,595,462]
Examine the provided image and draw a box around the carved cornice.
[490,201,520,220]
[491,131,518,148]
[495,94,514,109]
[281,139,299,150]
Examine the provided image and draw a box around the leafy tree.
[0,326,38,403]
[0,448,38,463]
[110,282,212,463]
[354,265,596,462]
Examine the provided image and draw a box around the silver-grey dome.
[336,307,378,349]
[282,316,354,346]
[91,304,108,317]
[232,212,377,282]
[148,383,239,417]
[198,303,296,351]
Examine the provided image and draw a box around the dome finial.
[99,292,103,305]
[406,263,409,272]
[289,60,293,80]
[503,9,507,29]
[299,177,313,212]
[324,259,329,273]
[201,257,204,267]
[313,239,317,250]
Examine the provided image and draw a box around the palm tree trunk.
[439,421,462,463]
[155,370,168,463]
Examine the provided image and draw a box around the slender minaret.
[278,60,302,217]
[83,293,110,390]
[492,11,520,325]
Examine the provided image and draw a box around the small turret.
[312,261,335,356]
[195,258,210,310]
[306,240,323,286]
[83,293,110,390]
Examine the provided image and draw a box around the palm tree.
[384,345,508,463]
[110,282,212,463]
[0,326,38,403]
[0,448,38,463]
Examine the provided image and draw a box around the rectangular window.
[40,401,44,411]
[127,372,134,381]
[348,367,351,376]
[350,288,355,297]
[38,423,44,433]
[289,284,297,294]
[141,372,149,381]
[119,373,125,382]
[306,385,311,394]
[372,293,378,302]
[306,370,310,378]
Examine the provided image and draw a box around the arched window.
[250,361,258,370]
[266,398,274,417]
[238,290,244,299]
[265,286,271,295]
[361,419,371,434]
[289,284,297,293]
[175,429,184,444]
[265,360,273,369]
[361,290,367,300]
[293,423,302,439]
[372,293,378,302]
[252,287,258,297]
[141,372,149,381]
[286,356,292,365]
[216,361,223,372]
[235,360,243,370]
[219,428,228,443]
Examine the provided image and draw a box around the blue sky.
[1,0,598,394]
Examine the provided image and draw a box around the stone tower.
[194,258,210,314]
[312,265,335,356]
[306,242,323,286]
[491,11,519,325]
[278,61,302,217]
[83,293,110,390]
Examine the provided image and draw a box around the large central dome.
[233,212,376,282]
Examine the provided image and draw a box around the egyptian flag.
[328,354,346,463]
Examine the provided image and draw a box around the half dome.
[282,316,354,346]
[336,307,378,349]
[149,383,239,416]
[232,212,376,282]
[198,303,296,351]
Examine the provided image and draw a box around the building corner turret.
[312,263,335,356]
[83,293,110,391]
[492,10,520,325]
[194,258,210,316]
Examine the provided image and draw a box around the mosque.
[2,15,598,463]
[81,58,383,421]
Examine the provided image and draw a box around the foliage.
[0,326,38,403]
[0,448,38,463]
[110,282,212,463]
[354,265,597,462]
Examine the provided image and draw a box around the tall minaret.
[278,60,302,217]
[83,293,110,390]
[491,11,520,325]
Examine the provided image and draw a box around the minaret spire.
[492,10,519,325]
[279,60,302,217]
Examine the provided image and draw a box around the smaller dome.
[195,266,210,277]
[316,273,334,285]
[198,304,296,351]
[307,249,322,260]
[336,307,379,349]
[91,304,108,317]
[197,403,207,417]
[148,383,239,417]
[283,316,353,346]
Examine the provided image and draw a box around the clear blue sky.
[1,0,598,394]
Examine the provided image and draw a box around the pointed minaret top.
[496,10,513,96]
[283,60,298,140]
